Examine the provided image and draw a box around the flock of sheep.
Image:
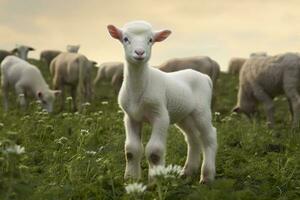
[0,20,299,184]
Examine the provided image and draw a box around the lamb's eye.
[149,38,153,43]
[124,37,129,43]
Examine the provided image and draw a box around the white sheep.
[93,62,124,93]
[66,45,80,53]
[1,56,60,112]
[158,56,220,85]
[13,45,35,60]
[50,52,94,111]
[233,52,300,128]
[108,21,217,183]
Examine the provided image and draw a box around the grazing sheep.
[108,21,217,183]
[12,45,35,60]
[93,62,124,93]
[233,52,300,128]
[228,57,247,75]
[40,50,62,67]
[66,45,80,53]
[1,56,60,112]
[50,52,93,111]
[158,56,220,85]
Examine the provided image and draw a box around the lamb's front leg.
[145,110,170,175]
[15,84,26,110]
[124,114,143,179]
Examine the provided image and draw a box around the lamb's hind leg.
[176,116,202,177]
[192,109,217,184]
[284,89,300,128]
[15,83,27,110]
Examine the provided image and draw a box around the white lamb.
[1,56,60,112]
[108,21,217,183]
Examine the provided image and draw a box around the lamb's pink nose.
[135,49,145,56]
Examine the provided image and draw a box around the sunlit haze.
[1,0,300,70]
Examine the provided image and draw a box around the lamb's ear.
[11,48,18,54]
[52,90,61,96]
[91,61,97,66]
[28,47,35,51]
[37,91,43,99]
[107,25,122,41]
[232,106,241,113]
[154,30,172,42]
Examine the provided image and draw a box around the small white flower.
[149,165,168,177]
[214,112,220,116]
[166,164,182,176]
[117,110,123,114]
[149,164,182,178]
[80,129,90,136]
[82,102,91,106]
[62,113,69,117]
[125,182,147,194]
[55,137,68,145]
[86,150,96,155]
[101,101,108,105]
[66,96,73,101]
[4,144,25,155]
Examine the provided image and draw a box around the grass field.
[0,59,300,200]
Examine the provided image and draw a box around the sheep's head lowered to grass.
[107,21,171,65]
[37,90,61,113]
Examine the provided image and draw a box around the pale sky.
[1,0,300,70]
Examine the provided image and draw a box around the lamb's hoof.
[200,176,214,185]
[181,167,198,178]
[124,172,141,181]
[199,178,208,184]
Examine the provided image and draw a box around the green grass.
[0,59,299,200]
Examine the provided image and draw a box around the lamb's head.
[107,21,171,65]
[67,45,80,53]
[12,45,35,60]
[37,90,61,113]
[232,86,257,118]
